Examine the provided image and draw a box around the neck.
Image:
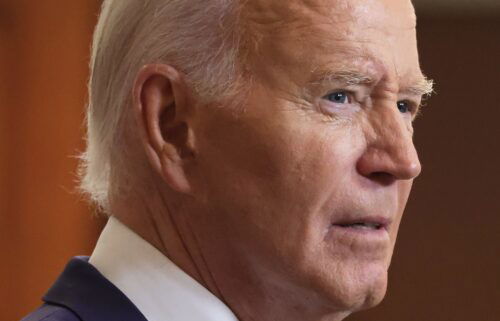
[109,186,222,298]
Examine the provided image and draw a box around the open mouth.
[331,216,390,232]
[334,222,384,230]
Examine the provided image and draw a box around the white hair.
[79,0,245,211]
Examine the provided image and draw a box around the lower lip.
[326,225,390,256]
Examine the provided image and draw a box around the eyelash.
[322,90,355,104]
[322,91,420,116]
[398,100,421,116]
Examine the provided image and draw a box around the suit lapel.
[43,256,148,321]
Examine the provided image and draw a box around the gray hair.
[79,0,245,211]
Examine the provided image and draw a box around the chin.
[355,268,389,311]
[330,262,390,313]
[296,254,390,317]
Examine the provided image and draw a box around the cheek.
[195,104,361,241]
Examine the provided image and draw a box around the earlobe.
[133,64,195,194]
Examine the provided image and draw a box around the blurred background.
[0,1,498,320]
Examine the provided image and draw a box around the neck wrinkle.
[110,183,225,300]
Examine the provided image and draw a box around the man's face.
[188,0,426,317]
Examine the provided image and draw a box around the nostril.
[356,141,421,181]
[369,172,396,186]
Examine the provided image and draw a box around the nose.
[356,108,422,183]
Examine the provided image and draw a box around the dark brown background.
[355,14,500,321]
[1,1,499,321]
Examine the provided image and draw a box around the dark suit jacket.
[21,256,148,321]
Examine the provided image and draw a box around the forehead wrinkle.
[310,51,391,82]
[240,0,417,63]
[242,0,417,36]
[240,0,422,92]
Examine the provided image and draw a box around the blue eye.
[324,91,349,104]
[397,101,410,113]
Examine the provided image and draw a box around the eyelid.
[398,91,423,106]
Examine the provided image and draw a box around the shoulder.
[22,256,148,321]
[21,304,80,321]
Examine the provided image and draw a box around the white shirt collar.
[89,216,239,321]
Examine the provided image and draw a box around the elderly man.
[23,0,433,320]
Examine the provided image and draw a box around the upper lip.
[331,216,392,231]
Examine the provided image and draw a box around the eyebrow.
[400,76,435,97]
[310,70,375,87]
[309,69,435,97]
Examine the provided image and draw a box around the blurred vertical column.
[0,1,103,320]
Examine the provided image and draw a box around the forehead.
[241,0,420,87]
[243,0,416,36]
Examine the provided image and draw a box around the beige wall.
[1,2,498,321]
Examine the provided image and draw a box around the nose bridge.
[366,106,421,180]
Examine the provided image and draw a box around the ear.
[133,64,196,194]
